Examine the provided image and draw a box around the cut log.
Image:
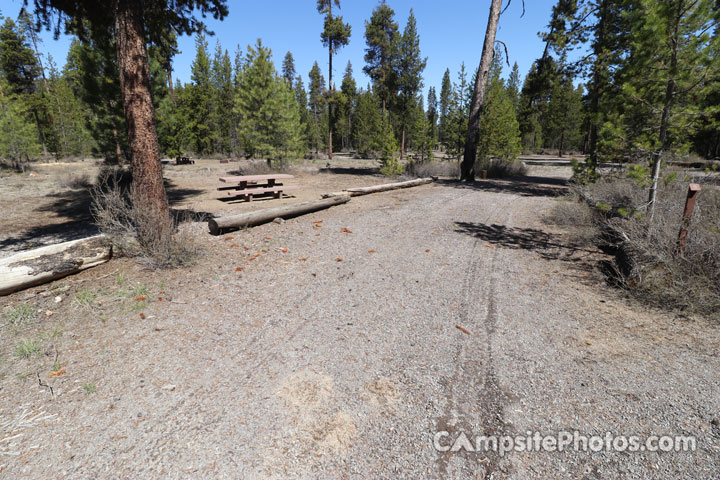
[0,236,112,296]
[322,177,433,198]
[209,195,351,235]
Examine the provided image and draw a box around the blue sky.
[3,0,557,96]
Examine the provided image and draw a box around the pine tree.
[211,42,235,154]
[151,30,179,102]
[507,62,521,114]
[363,1,400,113]
[45,55,94,157]
[541,0,629,172]
[63,34,126,162]
[461,0,504,181]
[157,80,192,157]
[445,64,471,158]
[0,17,49,157]
[294,75,311,149]
[438,68,452,147]
[406,98,432,161]
[31,0,229,233]
[621,0,720,216]
[0,18,39,95]
[426,86,438,144]
[188,33,213,154]
[318,0,351,159]
[378,111,401,175]
[544,75,583,156]
[235,40,304,163]
[518,57,559,153]
[307,61,327,153]
[336,61,357,150]
[477,60,522,161]
[282,51,296,86]
[233,45,244,88]
[352,88,381,157]
[396,9,426,159]
[0,77,40,169]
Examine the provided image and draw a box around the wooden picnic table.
[217,174,298,201]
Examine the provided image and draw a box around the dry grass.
[0,158,31,173]
[475,158,529,178]
[404,158,528,179]
[405,160,459,178]
[58,172,91,190]
[233,159,298,176]
[545,194,599,245]
[561,173,720,318]
[91,167,201,269]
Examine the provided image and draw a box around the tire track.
[434,194,516,479]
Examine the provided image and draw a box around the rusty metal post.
[675,183,701,256]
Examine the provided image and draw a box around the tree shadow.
[437,176,568,197]
[220,193,299,204]
[454,221,601,284]
[164,180,206,205]
[1,180,208,253]
[0,220,100,253]
[318,166,381,176]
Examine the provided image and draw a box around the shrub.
[405,160,459,178]
[379,114,402,176]
[567,172,720,318]
[380,158,404,176]
[474,158,528,178]
[91,167,200,269]
[59,172,91,190]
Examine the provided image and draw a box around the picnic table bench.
[218,174,299,201]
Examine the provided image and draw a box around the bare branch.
[494,40,511,66]
[36,372,54,397]
[501,0,525,17]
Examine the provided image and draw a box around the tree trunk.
[587,0,610,172]
[322,177,433,198]
[648,0,682,220]
[209,195,351,234]
[32,109,48,157]
[558,131,565,158]
[113,0,169,222]
[460,0,503,181]
[400,124,406,160]
[381,67,386,114]
[0,236,111,296]
[112,124,123,163]
[167,68,175,103]
[328,5,334,160]
[26,26,50,95]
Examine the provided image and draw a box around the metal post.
[675,183,701,256]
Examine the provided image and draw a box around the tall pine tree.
[318,0,351,159]
[363,1,400,114]
[396,9,426,159]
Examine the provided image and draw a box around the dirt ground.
[0,156,396,255]
[1,163,719,479]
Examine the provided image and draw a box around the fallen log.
[322,177,433,198]
[0,236,112,296]
[208,195,351,235]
